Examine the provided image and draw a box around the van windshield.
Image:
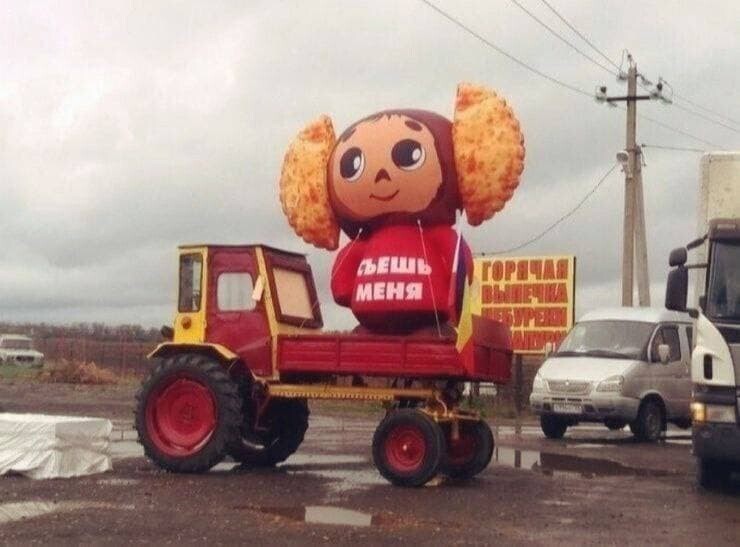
[554,320,654,360]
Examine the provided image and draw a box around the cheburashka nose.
[374,168,391,183]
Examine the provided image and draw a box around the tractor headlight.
[691,402,736,424]
[596,375,624,393]
[532,373,547,392]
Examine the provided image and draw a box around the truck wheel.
[442,420,494,479]
[697,458,731,490]
[228,399,309,467]
[372,409,445,487]
[604,419,626,431]
[541,415,568,439]
[135,354,241,473]
[629,399,664,442]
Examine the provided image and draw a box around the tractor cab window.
[264,251,322,328]
[179,253,203,312]
[273,268,314,321]
[217,273,255,311]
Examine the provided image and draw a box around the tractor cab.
[162,244,322,378]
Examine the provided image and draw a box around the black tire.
[673,418,692,430]
[442,420,494,479]
[604,419,626,431]
[629,399,664,442]
[697,458,731,490]
[372,409,445,487]
[135,354,241,473]
[228,398,309,467]
[541,415,568,439]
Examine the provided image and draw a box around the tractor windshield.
[179,253,203,312]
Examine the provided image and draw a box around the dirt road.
[1,382,739,545]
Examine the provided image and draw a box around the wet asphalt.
[1,384,739,545]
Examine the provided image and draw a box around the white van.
[529,308,693,441]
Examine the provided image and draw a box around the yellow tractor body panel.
[148,342,238,362]
[173,246,208,344]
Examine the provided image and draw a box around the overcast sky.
[1,0,739,329]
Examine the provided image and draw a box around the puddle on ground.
[493,447,673,479]
[255,505,385,527]
[96,478,140,486]
[0,501,135,525]
[110,440,143,460]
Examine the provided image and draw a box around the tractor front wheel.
[135,354,241,473]
[228,399,309,467]
[372,409,445,487]
[442,420,494,479]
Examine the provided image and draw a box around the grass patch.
[0,364,42,381]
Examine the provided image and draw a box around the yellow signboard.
[473,256,576,354]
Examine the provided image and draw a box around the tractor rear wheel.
[442,419,494,479]
[228,399,309,467]
[135,354,241,473]
[372,409,445,487]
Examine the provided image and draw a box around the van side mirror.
[658,343,670,364]
[668,247,687,267]
[665,267,688,312]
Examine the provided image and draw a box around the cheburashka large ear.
[279,115,340,250]
[452,83,525,226]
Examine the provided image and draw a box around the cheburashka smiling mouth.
[370,189,400,202]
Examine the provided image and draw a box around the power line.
[418,0,593,98]
[536,0,622,72]
[418,1,727,149]
[641,143,706,153]
[488,162,619,255]
[675,92,740,127]
[508,0,617,77]
[671,101,740,134]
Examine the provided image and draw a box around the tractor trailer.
[665,151,740,488]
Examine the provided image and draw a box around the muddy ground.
[1,381,739,546]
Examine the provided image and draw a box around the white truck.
[665,151,739,488]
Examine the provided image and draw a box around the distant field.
[0,364,41,381]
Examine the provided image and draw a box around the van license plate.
[553,403,581,414]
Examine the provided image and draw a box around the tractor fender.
[148,342,239,365]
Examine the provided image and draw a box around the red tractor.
[136,244,512,487]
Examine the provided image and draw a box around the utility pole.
[633,150,651,306]
[596,54,662,307]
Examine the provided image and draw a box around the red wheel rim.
[447,429,477,466]
[145,376,217,457]
[384,425,427,473]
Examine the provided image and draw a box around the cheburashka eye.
[391,139,426,171]
[339,147,365,182]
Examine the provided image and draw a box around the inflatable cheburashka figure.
[279,83,525,334]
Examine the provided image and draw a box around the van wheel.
[540,415,568,439]
[630,399,663,442]
[697,458,731,490]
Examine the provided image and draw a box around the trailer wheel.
[442,420,494,479]
[541,415,568,439]
[372,409,445,487]
[228,399,309,467]
[135,354,241,473]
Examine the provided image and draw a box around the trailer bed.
[277,319,512,383]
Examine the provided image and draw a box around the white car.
[0,334,45,368]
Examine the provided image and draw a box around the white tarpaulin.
[0,413,112,479]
